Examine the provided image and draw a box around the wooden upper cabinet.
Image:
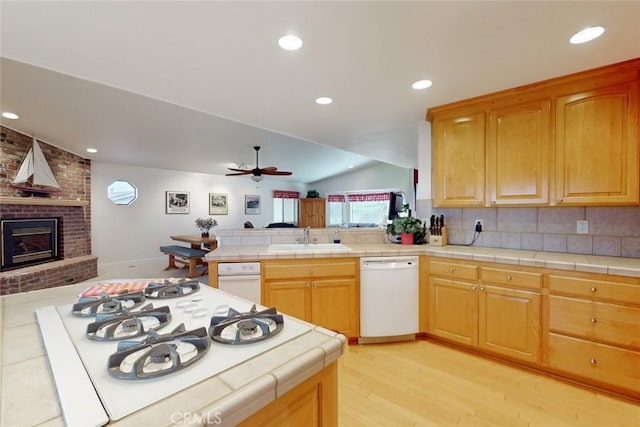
[299,198,326,228]
[432,112,486,207]
[487,100,551,205]
[428,57,640,208]
[555,81,639,205]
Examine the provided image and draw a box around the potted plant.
[392,216,423,245]
[195,217,218,237]
[306,189,320,198]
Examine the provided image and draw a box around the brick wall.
[1,126,91,200]
[0,126,97,294]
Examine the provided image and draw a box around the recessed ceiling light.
[347,165,354,169]
[86,148,97,153]
[412,80,433,90]
[316,97,332,105]
[2,112,19,119]
[570,26,605,44]
[278,34,303,51]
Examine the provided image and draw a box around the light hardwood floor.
[337,340,640,427]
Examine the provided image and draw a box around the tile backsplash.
[417,202,640,259]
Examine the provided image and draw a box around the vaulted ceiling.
[2,1,639,183]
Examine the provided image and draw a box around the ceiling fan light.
[251,175,264,182]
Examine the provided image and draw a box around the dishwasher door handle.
[361,261,416,270]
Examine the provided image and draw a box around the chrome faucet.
[303,226,311,245]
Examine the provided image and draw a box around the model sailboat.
[11,136,60,194]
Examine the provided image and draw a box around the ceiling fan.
[226,146,293,182]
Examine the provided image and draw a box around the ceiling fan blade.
[263,170,293,176]
[227,146,293,178]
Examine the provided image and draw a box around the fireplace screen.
[1,218,59,271]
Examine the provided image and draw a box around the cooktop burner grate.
[144,279,200,299]
[209,305,284,344]
[86,304,171,341]
[71,291,146,317]
[107,324,210,380]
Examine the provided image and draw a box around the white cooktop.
[36,282,313,426]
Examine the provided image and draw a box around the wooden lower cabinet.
[479,285,540,362]
[548,333,640,395]
[428,278,478,346]
[547,273,640,396]
[263,258,358,338]
[428,276,541,363]
[238,362,337,426]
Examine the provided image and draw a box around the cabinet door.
[428,277,478,346]
[300,199,326,228]
[432,112,486,207]
[478,286,541,362]
[555,81,639,205]
[487,100,551,205]
[264,280,311,322]
[311,278,357,336]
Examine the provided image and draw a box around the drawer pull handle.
[590,286,597,293]
[506,275,512,280]
[448,268,455,273]
[590,317,597,324]
[589,358,597,365]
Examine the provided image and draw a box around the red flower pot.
[400,232,414,245]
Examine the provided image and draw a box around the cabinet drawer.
[429,260,478,281]
[549,275,640,305]
[263,259,357,279]
[549,296,640,350]
[548,333,640,394]
[480,267,542,290]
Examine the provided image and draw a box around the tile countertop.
[0,281,346,427]
[205,243,640,278]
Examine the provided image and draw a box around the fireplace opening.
[1,218,60,271]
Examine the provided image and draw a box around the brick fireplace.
[0,127,97,295]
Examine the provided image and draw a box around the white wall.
[416,121,432,200]
[92,162,305,264]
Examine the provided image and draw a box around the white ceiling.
[1,1,639,184]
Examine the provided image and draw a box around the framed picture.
[166,191,190,214]
[245,195,260,215]
[209,193,228,215]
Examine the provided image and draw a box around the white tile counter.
[205,242,640,278]
[0,281,346,426]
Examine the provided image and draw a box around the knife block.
[429,226,448,246]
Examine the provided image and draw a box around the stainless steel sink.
[267,243,352,253]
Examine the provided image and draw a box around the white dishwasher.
[359,256,419,344]
[217,262,261,304]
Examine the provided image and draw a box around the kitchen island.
[0,280,346,426]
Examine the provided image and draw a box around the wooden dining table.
[169,234,218,250]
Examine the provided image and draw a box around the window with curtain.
[327,194,345,226]
[272,190,300,223]
[327,191,394,226]
[348,192,390,225]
